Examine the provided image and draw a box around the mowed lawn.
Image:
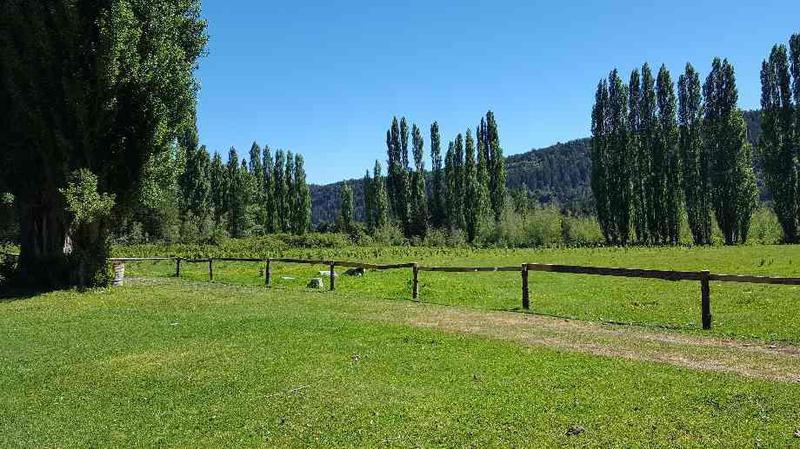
[122,244,800,343]
[2,280,800,447]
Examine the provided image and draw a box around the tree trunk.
[16,196,110,289]
[17,198,71,288]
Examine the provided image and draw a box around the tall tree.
[444,141,458,230]
[409,124,428,237]
[210,152,228,228]
[179,120,211,221]
[485,111,506,221]
[679,63,712,245]
[386,117,408,226]
[477,119,491,209]
[284,151,295,233]
[463,130,488,242]
[429,122,446,228]
[640,64,658,243]
[628,68,648,243]
[262,146,276,233]
[704,58,757,244]
[338,182,354,232]
[273,150,287,233]
[363,169,374,232]
[607,69,632,244]
[371,161,389,231]
[761,43,798,242]
[0,0,207,286]
[226,148,247,238]
[292,154,311,234]
[591,79,613,243]
[656,65,682,244]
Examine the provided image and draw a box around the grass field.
[119,244,800,343]
[2,279,800,447]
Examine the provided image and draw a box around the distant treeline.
[334,112,508,243]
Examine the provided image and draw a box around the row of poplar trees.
[360,112,507,241]
[760,33,800,243]
[591,59,757,246]
[179,127,312,238]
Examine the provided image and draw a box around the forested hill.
[310,110,762,226]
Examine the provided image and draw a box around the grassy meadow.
[117,242,800,343]
[2,280,800,447]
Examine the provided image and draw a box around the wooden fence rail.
[108,256,800,331]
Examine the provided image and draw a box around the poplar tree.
[591,79,613,243]
[477,119,491,203]
[444,142,458,230]
[372,161,389,230]
[210,152,228,227]
[273,150,287,233]
[338,182,354,232]
[429,122,446,228]
[293,154,311,234]
[628,68,648,243]
[485,111,506,221]
[640,64,658,242]
[363,169,374,231]
[463,129,487,242]
[704,58,757,244]
[607,69,632,244]
[249,143,264,196]
[409,124,428,236]
[761,43,798,242]
[679,63,712,245]
[226,148,247,238]
[656,65,682,244]
[180,139,211,221]
[262,146,275,233]
[386,117,408,225]
[284,151,295,233]
[453,134,466,230]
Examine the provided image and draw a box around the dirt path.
[359,302,800,383]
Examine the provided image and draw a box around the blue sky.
[196,0,800,184]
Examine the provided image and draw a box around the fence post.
[209,258,214,282]
[412,263,419,301]
[175,257,182,278]
[329,262,336,291]
[701,270,711,330]
[521,264,529,310]
[266,258,272,287]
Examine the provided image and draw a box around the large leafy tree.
[0,0,207,286]
[210,152,228,227]
[678,63,712,245]
[704,58,757,245]
[292,154,311,235]
[761,40,798,242]
[272,150,287,233]
[262,146,275,233]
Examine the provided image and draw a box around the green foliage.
[409,124,428,237]
[760,36,799,243]
[0,0,207,286]
[704,58,758,245]
[292,154,312,235]
[60,170,116,227]
[679,63,713,245]
[429,122,446,228]
[656,65,682,244]
[337,182,354,233]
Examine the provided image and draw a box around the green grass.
[120,244,800,343]
[2,280,799,447]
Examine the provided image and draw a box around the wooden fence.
[109,256,800,330]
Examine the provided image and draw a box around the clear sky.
[196,0,800,185]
